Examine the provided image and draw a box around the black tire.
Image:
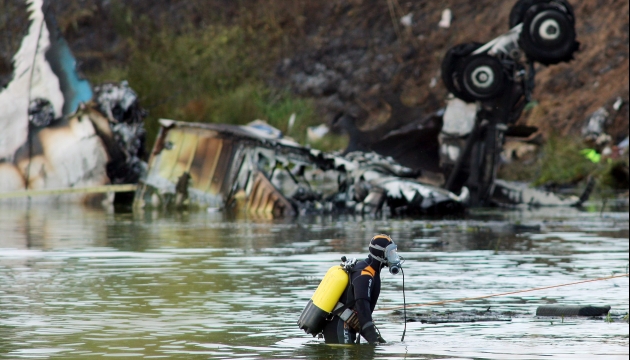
[441,42,483,103]
[460,54,507,101]
[509,0,575,28]
[518,4,579,65]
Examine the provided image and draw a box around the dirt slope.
[271,0,629,143]
[1,0,628,143]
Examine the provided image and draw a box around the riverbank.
[0,0,627,195]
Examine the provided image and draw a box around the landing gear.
[438,0,580,206]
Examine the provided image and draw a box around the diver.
[298,234,404,344]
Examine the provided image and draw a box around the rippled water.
[0,203,628,359]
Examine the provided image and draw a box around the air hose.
[401,267,407,342]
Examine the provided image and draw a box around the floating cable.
[378,273,628,312]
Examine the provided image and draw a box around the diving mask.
[369,242,404,275]
[385,243,404,275]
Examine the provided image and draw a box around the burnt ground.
[269,0,630,146]
[1,0,628,149]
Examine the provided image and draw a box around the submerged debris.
[394,305,618,324]
[536,305,611,317]
[490,179,594,207]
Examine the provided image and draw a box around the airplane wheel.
[441,42,483,103]
[518,3,579,65]
[509,0,574,28]
[460,55,507,101]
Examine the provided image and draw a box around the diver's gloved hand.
[375,325,386,343]
[376,333,386,343]
[361,322,381,344]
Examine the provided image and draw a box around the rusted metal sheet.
[246,171,296,217]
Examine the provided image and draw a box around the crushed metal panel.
[135,119,313,211]
[153,130,189,184]
[246,171,296,217]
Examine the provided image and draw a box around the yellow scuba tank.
[297,264,349,336]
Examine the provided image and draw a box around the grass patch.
[498,133,629,196]
[531,134,596,187]
[86,2,346,152]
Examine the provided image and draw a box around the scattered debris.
[580,148,601,163]
[307,123,330,143]
[400,13,413,28]
[92,82,147,185]
[581,107,609,143]
[402,309,513,324]
[438,9,452,28]
[287,113,296,132]
[501,141,538,164]
[245,119,284,139]
[618,137,629,153]
[396,306,620,324]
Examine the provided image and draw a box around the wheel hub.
[471,66,494,88]
[539,18,561,40]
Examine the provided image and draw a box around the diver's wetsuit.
[322,257,382,344]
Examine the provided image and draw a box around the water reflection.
[0,203,628,359]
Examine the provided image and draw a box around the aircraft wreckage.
[133,120,468,216]
[0,0,145,203]
[0,0,594,214]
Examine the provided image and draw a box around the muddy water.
[0,203,628,359]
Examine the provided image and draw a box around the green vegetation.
[605,311,613,323]
[499,133,629,197]
[87,1,347,152]
[531,134,596,186]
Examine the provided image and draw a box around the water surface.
[0,203,628,359]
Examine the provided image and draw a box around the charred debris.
[134,119,467,216]
[0,0,145,204]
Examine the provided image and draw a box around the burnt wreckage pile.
[134,120,467,216]
[438,0,586,207]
